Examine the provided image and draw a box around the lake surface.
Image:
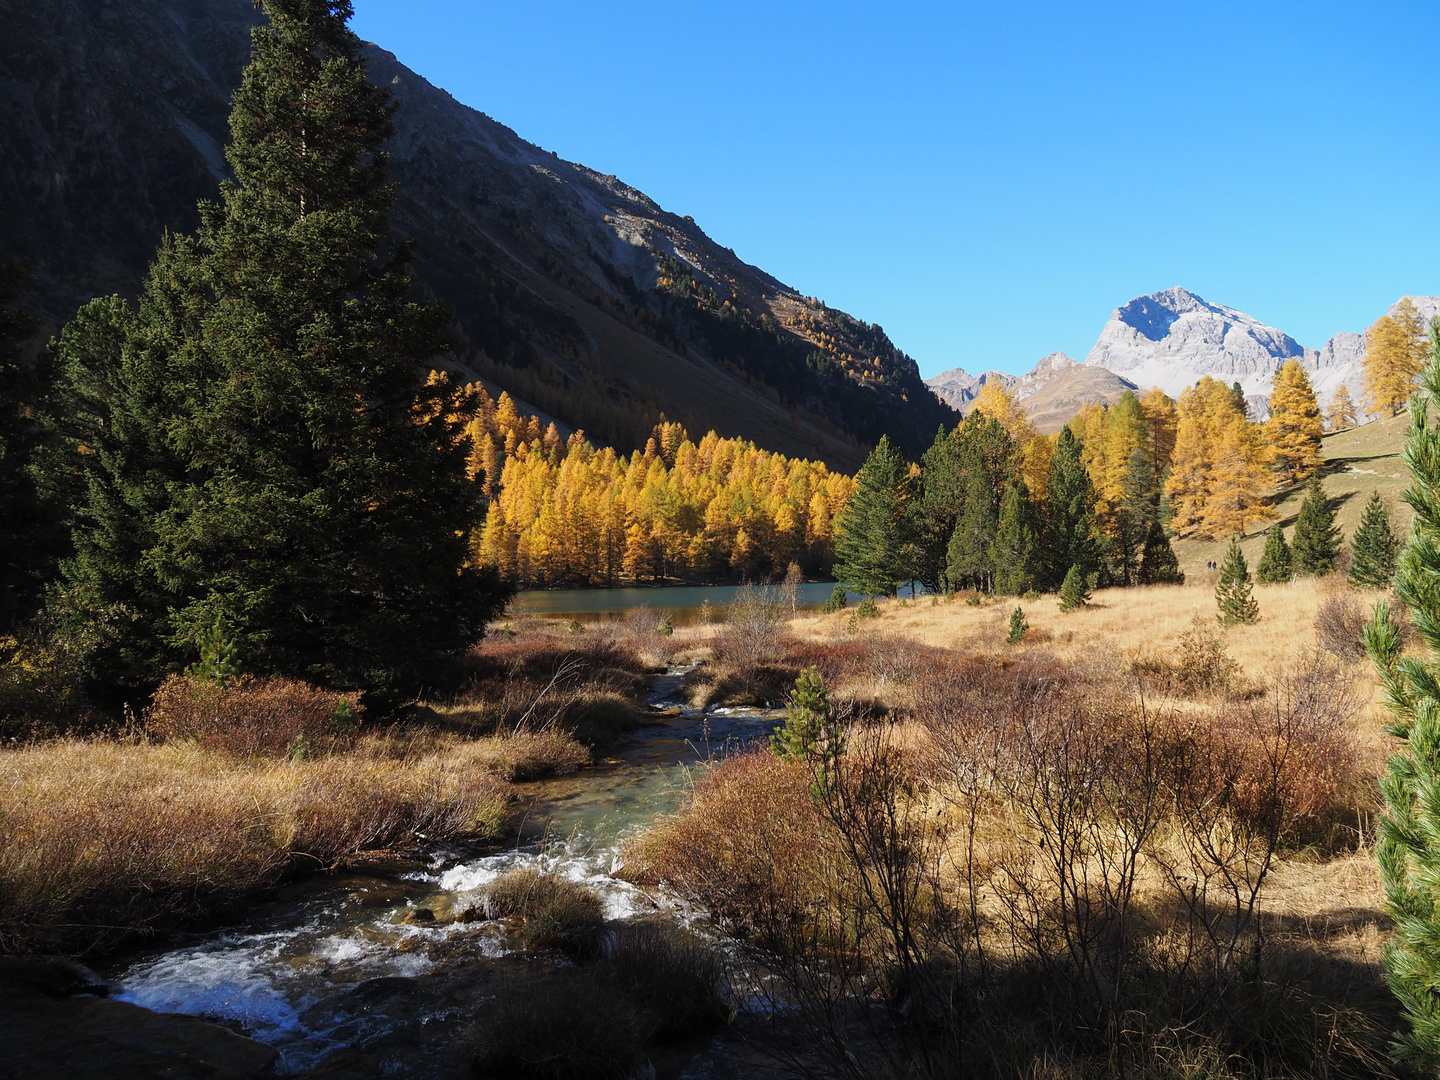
[509,582,856,626]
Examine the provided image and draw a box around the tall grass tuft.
[0,737,512,955]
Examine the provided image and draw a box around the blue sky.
[351,1,1438,379]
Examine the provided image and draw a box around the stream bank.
[2,664,784,1078]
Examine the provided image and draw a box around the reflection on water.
[109,667,784,1074]
[509,582,857,626]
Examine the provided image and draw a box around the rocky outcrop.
[924,367,1015,413]
[1083,287,1316,403]
[0,955,278,1079]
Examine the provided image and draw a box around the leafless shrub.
[715,583,785,670]
[1315,592,1367,661]
[1132,615,1238,696]
[639,644,1379,1077]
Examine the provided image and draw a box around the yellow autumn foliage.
[1265,359,1323,485]
[462,388,854,585]
[1165,377,1274,540]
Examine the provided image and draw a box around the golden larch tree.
[1165,377,1273,539]
[1204,413,1276,538]
[1364,297,1430,416]
[1326,384,1357,432]
[1265,359,1323,485]
[1139,387,1177,477]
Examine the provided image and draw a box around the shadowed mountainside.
[0,0,956,469]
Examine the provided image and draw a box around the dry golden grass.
[1173,409,1412,578]
[790,578,1394,756]
[0,730,539,955]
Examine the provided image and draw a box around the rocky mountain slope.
[929,290,1438,428]
[0,0,955,469]
[927,352,1138,433]
[1084,288,1315,401]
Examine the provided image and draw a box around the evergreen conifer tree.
[833,435,913,597]
[947,467,998,593]
[1006,605,1028,645]
[1043,427,1100,591]
[1215,538,1259,625]
[1255,526,1292,584]
[1291,474,1342,576]
[991,481,1037,595]
[1136,519,1184,585]
[1364,319,1440,1063]
[0,246,58,631]
[1058,564,1090,612]
[1112,447,1158,585]
[1350,491,1399,589]
[905,415,1014,593]
[49,0,510,698]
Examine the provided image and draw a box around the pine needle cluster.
[1366,318,1440,1064]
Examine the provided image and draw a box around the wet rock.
[348,976,416,1006]
[459,906,483,923]
[0,954,109,998]
[404,907,436,925]
[0,981,278,1079]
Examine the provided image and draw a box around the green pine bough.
[1368,321,1440,1065]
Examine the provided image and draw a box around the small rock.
[405,907,436,925]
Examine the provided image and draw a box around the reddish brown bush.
[623,750,837,944]
[147,674,362,757]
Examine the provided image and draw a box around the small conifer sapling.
[1007,606,1028,645]
[1255,526,1293,585]
[1215,538,1259,626]
[1349,491,1399,589]
[1058,564,1090,612]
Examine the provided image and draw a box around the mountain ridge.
[928,288,1438,427]
[0,0,956,470]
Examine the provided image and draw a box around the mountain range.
[0,0,956,471]
[928,288,1440,431]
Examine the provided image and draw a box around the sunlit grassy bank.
[627,574,1404,1078]
[0,629,658,957]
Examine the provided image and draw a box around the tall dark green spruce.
[947,467,999,592]
[1350,491,1399,589]
[1136,519,1184,585]
[0,248,58,631]
[1215,538,1259,626]
[905,413,1015,593]
[1366,320,1440,1064]
[832,435,913,597]
[1255,526,1293,585]
[50,0,510,699]
[1291,474,1342,575]
[1043,427,1100,591]
[991,480,1038,595]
